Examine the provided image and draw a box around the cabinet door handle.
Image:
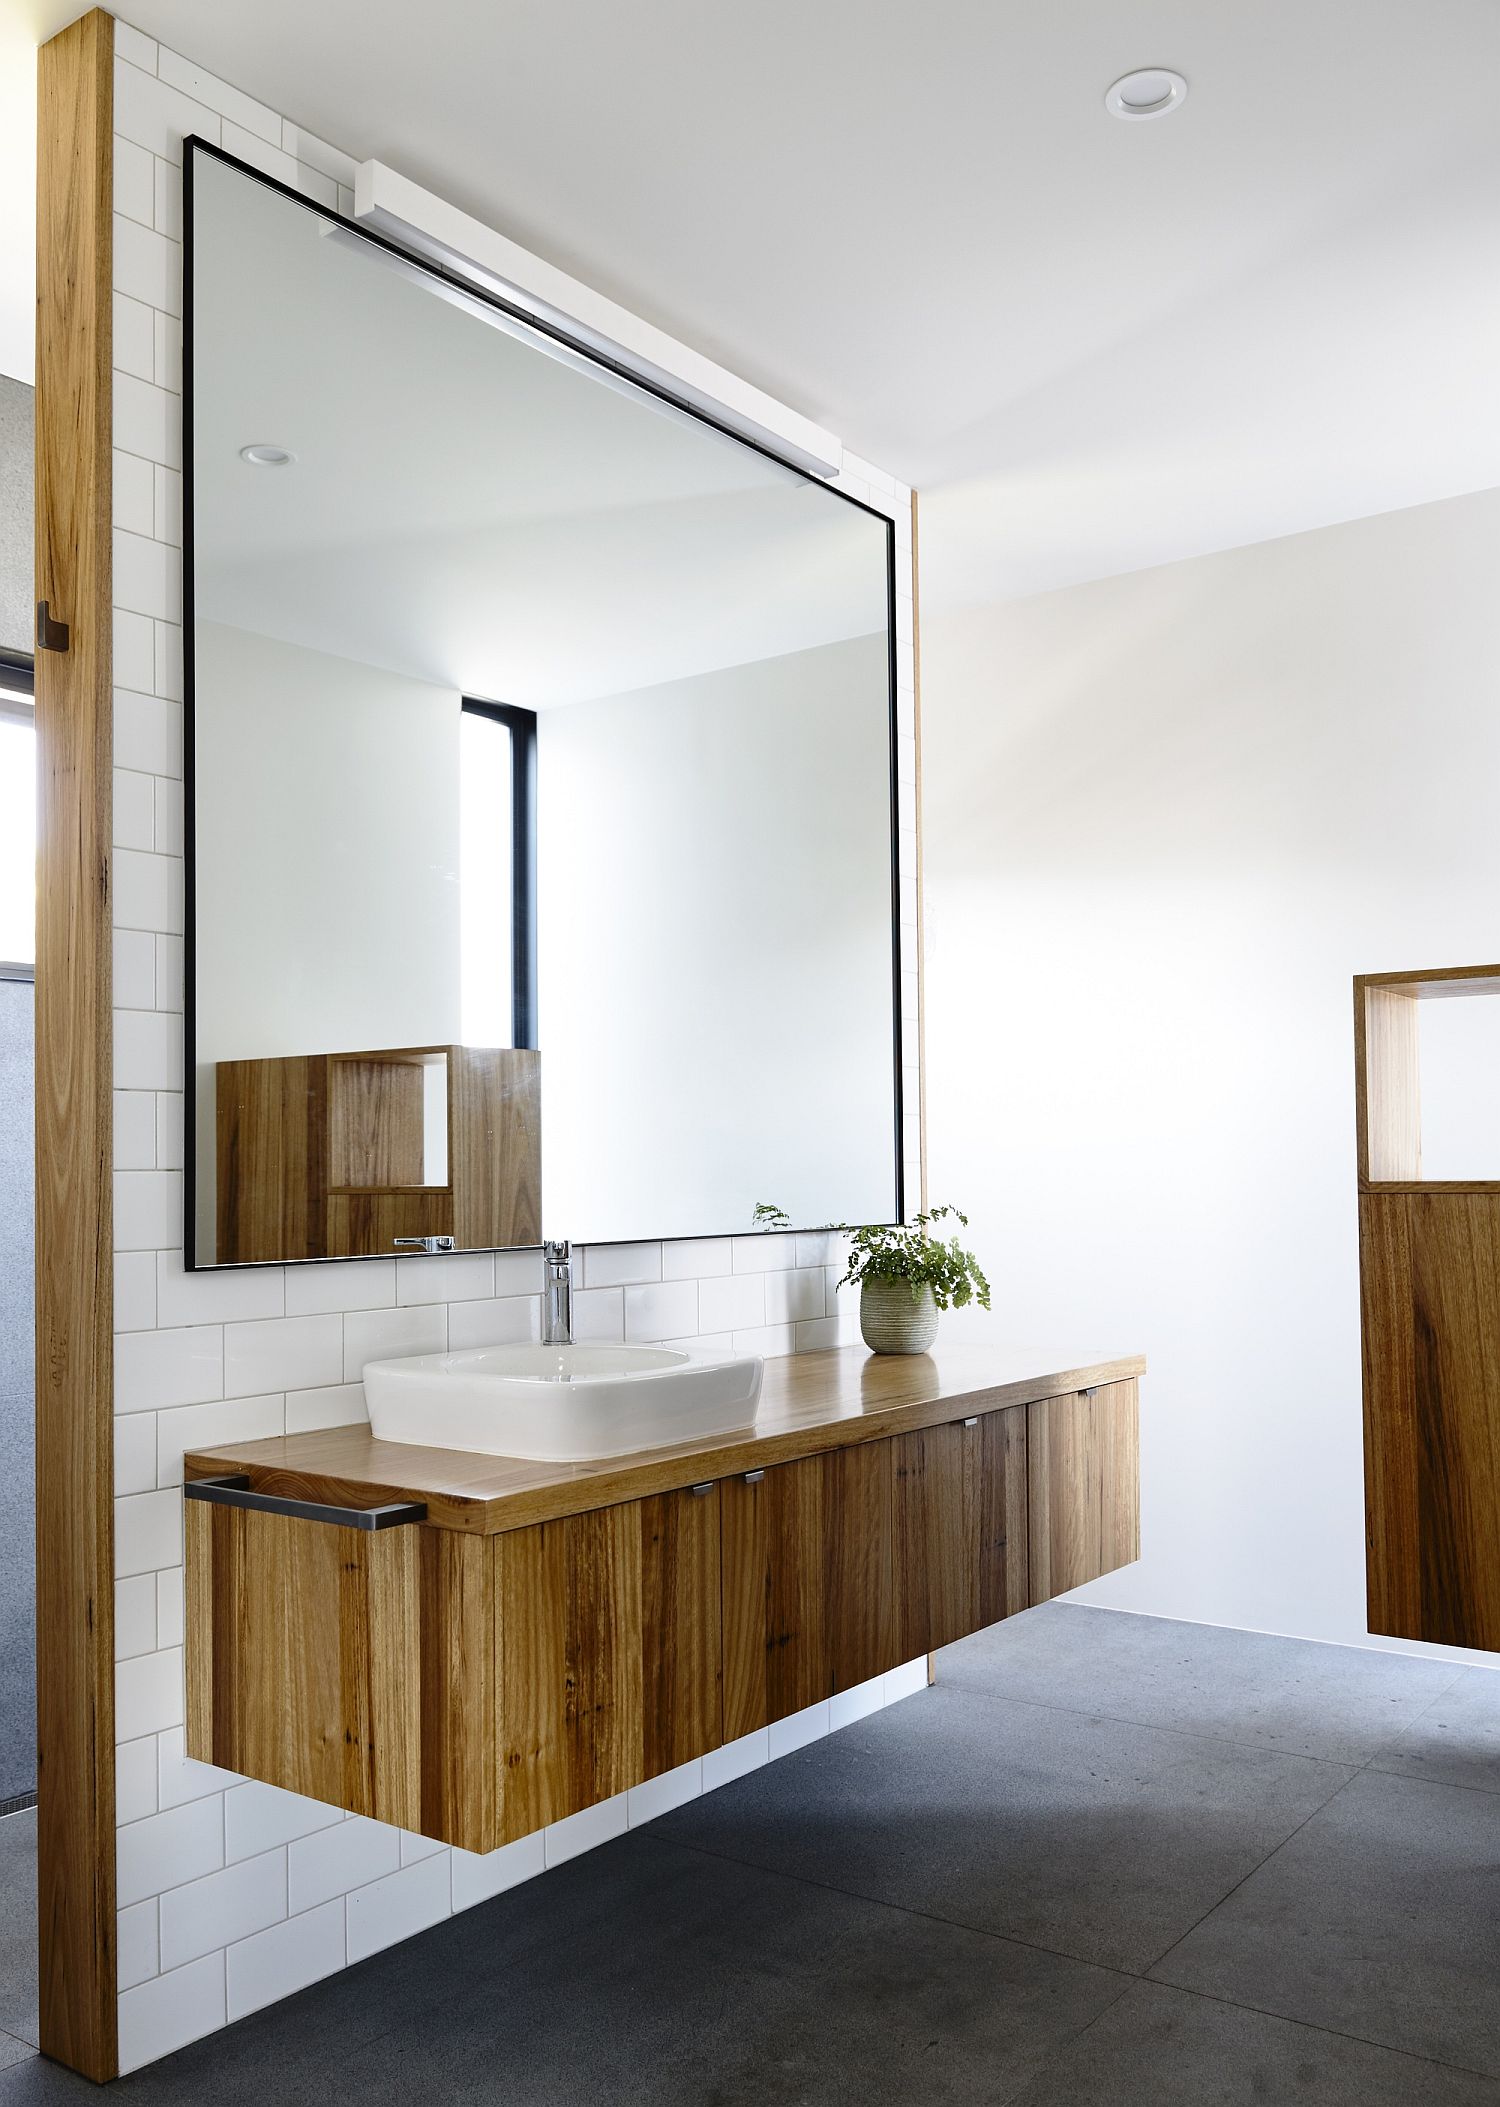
[742,1469,765,1485]
[690,1482,714,1498]
[185,1473,427,1532]
[962,1416,979,1428]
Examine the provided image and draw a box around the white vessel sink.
[361,1342,764,1462]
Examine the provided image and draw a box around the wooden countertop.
[185,1341,1144,1535]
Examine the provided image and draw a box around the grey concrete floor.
[6,1602,1500,2103]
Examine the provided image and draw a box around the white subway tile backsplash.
[114,371,179,470]
[225,1900,346,2022]
[284,1258,394,1317]
[116,1325,222,1414]
[115,1573,157,1662]
[113,847,184,933]
[114,1410,158,1496]
[118,1898,160,1992]
[626,1759,702,1827]
[764,1268,826,1325]
[542,1794,627,1868]
[118,1953,226,2075]
[155,934,185,1010]
[115,1007,182,1090]
[116,1250,160,1336]
[450,1831,545,1911]
[156,1093,185,1171]
[114,526,181,619]
[702,1730,769,1792]
[114,927,155,1009]
[154,157,183,240]
[493,1249,546,1295]
[582,1241,660,1288]
[113,213,178,316]
[115,1643,183,1744]
[157,1250,282,1327]
[154,463,183,547]
[117,1736,160,1827]
[159,1849,286,1970]
[158,1727,242,1813]
[114,1089,157,1171]
[115,1488,181,1577]
[794,1316,843,1352]
[697,1272,764,1334]
[219,120,300,185]
[156,1393,282,1487]
[113,765,154,851]
[731,1232,796,1274]
[289,1818,399,1914]
[113,444,154,532]
[153,309,183,395]
[732,1323,795,1357]
[113,291,155,382]
[345,1852,451,1965]
[157,1572,181,1654]
[283,1382,368,1434]
[398,1830,446,1868]
[113,54,220,163]
[396,1250,494,1305]
[115,1638,179,1740]
[342,1303,446,1381]
[224,1782,343,1863]
[566,1288,620,1343]
[113,20,158,73]
[225,1314,341,1396]
[155,619,184,700]
[115,690,182,775]
[118,1781,219,1913]
[280,122,358,186]
[446,1296,540,1351]
[154,776,184,855]
[157,48,281,141]
[114,608,156,694]
[624,1279,698,1343]
[662,1237,732,1279]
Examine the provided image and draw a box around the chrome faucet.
[542,1240,572,1345]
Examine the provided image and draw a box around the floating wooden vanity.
[184,1345,1142,1853]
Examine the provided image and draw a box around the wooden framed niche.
[1356,963,1500,1650]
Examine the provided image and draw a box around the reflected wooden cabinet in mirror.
[1356,962,1500,1649]
[216,1044,540,1262]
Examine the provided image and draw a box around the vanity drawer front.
[721,1443,900,1738]
[494,1484,723,1844]
[894,1404,1028,1656]
[1027,1379,1140,1601]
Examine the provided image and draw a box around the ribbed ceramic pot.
[860,1277,939,1354]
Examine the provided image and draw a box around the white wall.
[922,482,1500,1664]
[539,633,898,1243]
[106,22,920,2072]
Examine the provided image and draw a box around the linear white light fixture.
[352,160,844,480]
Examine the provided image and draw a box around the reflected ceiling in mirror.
[186,142,901,1268]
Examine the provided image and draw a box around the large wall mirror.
[185,141,902,1268]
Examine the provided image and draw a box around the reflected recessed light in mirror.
[1105,68,1187,119]
[239,443,295,466]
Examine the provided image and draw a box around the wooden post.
[34,6,117,2080]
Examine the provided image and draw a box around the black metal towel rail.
[184,1472,427,1531]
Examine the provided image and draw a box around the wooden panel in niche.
[493,1487,723,1842]
[1361,1190,1500,1649]
[34,5,117,2081]
[1027,1382,1140,1601]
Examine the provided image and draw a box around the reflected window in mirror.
[459,700,537,1053]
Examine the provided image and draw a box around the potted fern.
[753,1203,990,1355]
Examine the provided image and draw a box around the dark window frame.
[461,698,538,1050]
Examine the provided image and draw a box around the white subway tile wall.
[107,23,923,2071]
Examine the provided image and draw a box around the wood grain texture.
[721,1457,829,1739]
[494,1489,720,1843]
[1026,1382,1141,1602]
[824,1441,898,1692]
[33,8,116,2080]
[1356,983,1421,1184]
[894,1406,1028,1654]
[1361,1190,1500,1648]
[187,1344,1146,1537]
[215,1044,538,1259]
[186,1505,424,1831]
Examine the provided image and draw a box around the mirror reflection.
[188,144,901,1266]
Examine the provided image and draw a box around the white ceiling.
[5,0,1500,601]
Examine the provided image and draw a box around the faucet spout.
[542,1240,572,1346]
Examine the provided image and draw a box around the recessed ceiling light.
[239,443,295,466]
[1105,68,1188,120]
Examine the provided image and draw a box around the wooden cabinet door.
[894,1405,1027,1656]
[1027,1380,1140,1601]
[493,1485,722,1843]
[722,1443,899,1737]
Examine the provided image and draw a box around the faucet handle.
[543,1239,570,1270]
[393,1236,456,1254]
